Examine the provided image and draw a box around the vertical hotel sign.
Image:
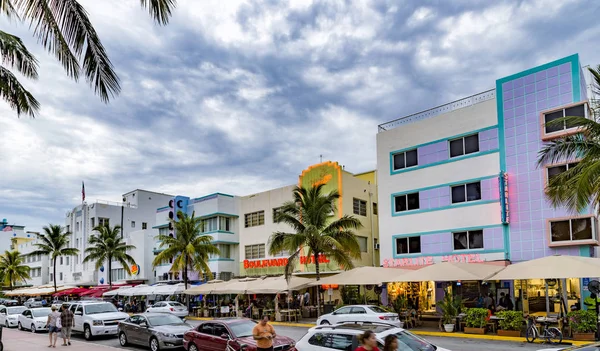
[499,171,510,224]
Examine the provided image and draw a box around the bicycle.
[525,315,563,344]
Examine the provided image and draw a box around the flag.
[82,181,85,202]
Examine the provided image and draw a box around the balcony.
[378,89,496,132]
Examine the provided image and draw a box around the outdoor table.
[280,309,296,322]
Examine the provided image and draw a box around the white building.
[0,218,33,253]
[18,238,50,286]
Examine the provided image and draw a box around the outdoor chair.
[252,307,260,319]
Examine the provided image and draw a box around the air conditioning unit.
[374,243,380,250]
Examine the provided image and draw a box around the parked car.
[0,306,26,327]
[3,300,19,307]
[118,313,193,351]
[17,307,51,333]
[295,321,451,351]
[184,318,296,351]
[537,343,600,351]
[316,305,400,327]
[65,300,129,340]
[51,300,65,309]
[24,298,43,308]
[146,301,189,318]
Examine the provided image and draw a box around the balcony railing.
[378,89,496,132]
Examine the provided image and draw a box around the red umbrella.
[53,288,90,298]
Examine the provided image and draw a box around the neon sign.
[500,172,510,224]
[244,254,330,269]
[382,253,485,268]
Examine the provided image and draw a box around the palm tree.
[268,184,363,316]
[537,66,600,212]
[28,224,79,293]
[0,0,176,117]
[83,224,136,287]
[0,250,30,290]
[153,211,220,290]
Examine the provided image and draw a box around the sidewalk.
[2,327,117,351]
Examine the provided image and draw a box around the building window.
[76,222,80,231]
[453,230,484,250]
[90,218,95,227]
[202,217,218,232]
[373,203,378,215]
[59,272,63,281]
[272,207,284,222]
[353,198,367,216]
[219,217,230,231]
[98,217,109,226]
[547,162,579,183]
[273,249,289,257]
[451,182,481,203]
[544,103,587,136]
[449,134,479,158]
[550,217,594,243]
[111,268,126,281]
[357,236,368,252]
[142,222,147,230]
[50,273,53,281]
[60,256,63,265]
[396,236,421,254]
[244,211,265,228]
[245,244,265,259]
[394,193,420,212]
[392,149,418,171]
[66,225,71,233]
[76,238,79,247]
[66,256,69,265]
[131,221,136,228]
[211,244,231,259]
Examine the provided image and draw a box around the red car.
[184,318,296,351]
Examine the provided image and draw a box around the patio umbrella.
[309,266,410,286]
[119,284,151,297]
[246,275,314,294]
[103,286,133,297]
[152,283,186,295]
[184,279,227,295]
[485,255,600,280]
[216,278,259,294]
[393,262,506,282]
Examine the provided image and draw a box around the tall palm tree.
[0,250,30,290]
[28,224,79,293]
[153,211,220,290]
[0,0,176,117]
[83,224,136,287]
[537,66,600,212]
[268,184,363,316]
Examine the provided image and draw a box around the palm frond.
[139,0,176,25]
[0,65,39,117]
[1,0,18,18]
[0,30,38,78]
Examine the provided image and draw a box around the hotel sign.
[382,253,485,268]
[244,254,330,269]
[500,172,510,224]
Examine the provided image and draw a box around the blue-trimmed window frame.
[391,148,419,172]
[394,235,422,255]
[392,192,420,214]
[451,229,485,251]
[450,181,482,204]
[449,133,480,158]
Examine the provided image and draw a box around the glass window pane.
[408,237,421,253]
[464,134,479,154]
[551,220,571,242]
[405,150,418,167]
[548,165,567,181]
[449,139,463,157]
[466,182,482,201]
[357,237,368,252]
[572,218,593,240]
[469,230,484,249]
[395,195,407,212]
[545,110,565,133]
[393,153,405,170]
[453,232,468,250]
[407,193,420,210]
[451,185,466,203]
[396,238,408,254]
[565,105,585,129]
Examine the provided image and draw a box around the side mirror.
[332,312,337,315]
[220,333,230,339]
[75,311,83,316]
[140,322,148,328]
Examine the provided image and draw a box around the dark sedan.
[118,313,193,351]
[184,318,296,351]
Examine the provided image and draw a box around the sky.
[1,0,600,233]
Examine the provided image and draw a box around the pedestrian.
[383,334,397,351]
[252,315,276,351]
[60,305,75,346]
[46,305,61,347]
[355,330,379,351]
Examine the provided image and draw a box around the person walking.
[383,335,398,351]
[355,330,380,351]
[252,315,276,351]
[46,306,61,347]
[60,305,75,346]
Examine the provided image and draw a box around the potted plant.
[464,308,488,334]
[436,291,458,332]
[568,310,597,341]
[496,310,523,337]
[391,297,407,328]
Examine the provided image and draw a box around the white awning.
[151,283,186,295]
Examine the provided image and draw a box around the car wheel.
[149,337,160,351]
[31,324,36,333]
[119,332,128,346]
[84,325,93,340]
[17,322,22,330]
[320,320,330,325]
[188,344,198,351]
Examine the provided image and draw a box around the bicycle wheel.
[546,327,563,345]
[525,326,536,343]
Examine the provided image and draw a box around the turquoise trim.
[571,56,581,102]
[390,149,499,175]
[392,224,504,238]
[211,240,239,244]
[391,200,499,217]
[389,125,499,175]
[202,230,235,235]
[496,54,579,85]
[390,175,498,197]
[197,212,239,219]
[208,258,235,262]
[152,223,169,229]
[392,248,504,259]
[156,206,169,211]
[192,193,235,202]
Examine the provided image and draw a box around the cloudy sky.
[1,0,599,232]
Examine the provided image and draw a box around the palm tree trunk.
[53,256,58,293]
[314,252,321,317]
[183,255,189,309]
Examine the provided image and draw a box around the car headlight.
[8,316,16,320]
[158,332,177,338]
[92,320,104,326]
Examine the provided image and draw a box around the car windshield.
[229,321,257,338]
[169,302,184,307]
[147,314,186,326]
[85,303,118,315]
[368,306,388,313]
[391,331,435,351]
[8,307,26,315]
[32,308,52,317]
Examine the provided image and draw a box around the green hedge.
[568,310,598,333]
[465,308,488,328]
[496,310,523,331]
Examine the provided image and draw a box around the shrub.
[568,310,598,333]
[465,308,488,328]
[437,290,458,325]
[496,310,523,331]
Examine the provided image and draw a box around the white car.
[18,307,52,333]
[296,321,451,351]
[66,301,129,340]
[145,301,189,318]
[537,343,600,350]
[316,305,401,327]
[0,306,26,327]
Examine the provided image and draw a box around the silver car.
[118,313,192,351]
